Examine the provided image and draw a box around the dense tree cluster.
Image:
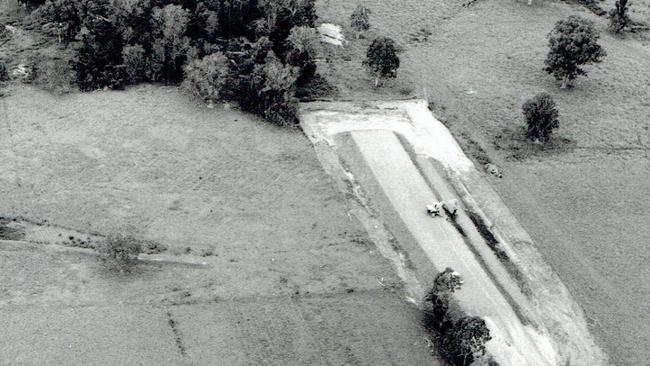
[424,268,494,366]
[30,0,321,124]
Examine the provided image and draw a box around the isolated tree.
[544,16,606,88]
[443,316,492,366]
[609,0,631,33]
[364,36,400,87]
[522,92,559,142]
[350,5,371,38]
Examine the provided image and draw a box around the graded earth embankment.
[299,100,608,366]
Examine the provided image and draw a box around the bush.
[96,234,143,272]
[522,92,560,142]
[609,0,631,33]
[544,16,606,88]
[350,5,371,38]
[33,56,75,93]
[364,36,400,87]
[0,61,8,82]
[182,51,228,103]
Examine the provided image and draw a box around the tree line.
[26,0,320,124]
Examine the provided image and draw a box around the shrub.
[522,92,560,142]
[96,234,143,272]
[544,16,606,88]
[0,61,8,82]
[609,0,631,33]
[350,5,371,38]
[33,56,75,93]
[182,51,228,103]
[364,36,400,87]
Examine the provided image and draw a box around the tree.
[544,16,606,88]
[285,25,320,83]
[251,53,299,125]
[150,4,192,82]
[122,44,148,84]
[260,0,317,55]
[433,267,464,294]
[426,268,463,332]
[74,3,125,91]
[364,36,400,87]
[37,0,82,43]
[115,0,155,48]
[522,92,559,142]
[350,5,371,38]
[609,0,631,33]
[443,317,492,366]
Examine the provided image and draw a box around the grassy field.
[317,0,650,364]
[0,85,441,365]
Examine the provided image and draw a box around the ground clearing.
[317,0,650,364]
[0,85,439,365]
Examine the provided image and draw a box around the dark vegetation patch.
[494,127,576,161]
[444,209,467,238]
[12,0,330,125]
[570,0,608,16]
[466,211,506,261]
[466,211,529,295]
[0,218,26,241]
[166,310,188,357]
[423,268,497,366]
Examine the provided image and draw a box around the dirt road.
[345,129,554,365]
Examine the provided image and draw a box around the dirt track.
[339,129,554,365]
